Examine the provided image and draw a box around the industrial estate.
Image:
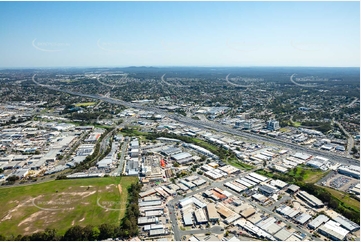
[0,66,359,241]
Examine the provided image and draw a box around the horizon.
[1,65,360,70]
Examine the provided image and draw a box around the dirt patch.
[106,184,116,190]
[2,198,33,222]
[18,211,44,227]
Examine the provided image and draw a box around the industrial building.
[294,212,312,225]
[318,220,349,241]
[297,191,324,208]
[194,208,208,224]
[308,215,329,230]
[333,215,360,232]
[338,165,360,179]
[206,203,219,222]
[171,152,193,164]
[258,184,279,196]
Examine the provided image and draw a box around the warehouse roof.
[333,215,360,232]
[308,215,329,229]
[206,203,219,220]
[274,228,292,241]
[171,152,192,160]
[240,208,256,218]
[194,208,208,223]
[183,212,193,226]
[318,220,349,241]
[295,212,312,224]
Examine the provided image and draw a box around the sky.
[0,1,359,68]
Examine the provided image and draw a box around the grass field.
[0,176,137,238]
[323,186,360,212]
[227,159,254,170]
[75,102,96,107]
[256,167,328,184]
[291,121,302,127]
[279,127,290,133]
[288,166,328,183]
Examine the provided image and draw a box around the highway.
[32,74,358,168]
[225,73,252,88]
[289,73,317,88]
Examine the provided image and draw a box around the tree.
[98,224,115,240]
[63,225,84,241]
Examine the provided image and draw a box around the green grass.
[258,166,327,183]
[291,121,302,127]
[74,102,96,107]
[323,187,360,212]
[0,176,137,238]
[227,159,254,170]
[279,127,290,133]
[288,166,328,183]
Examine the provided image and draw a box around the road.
[346,97,358,108]
[225,73,251,88]
[333,119,354,157]
[32,74,358,167]
[111,139,129,176]
[289,73,317,88]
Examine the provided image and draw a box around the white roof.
[319,220,349,240]
[308,215,329,229]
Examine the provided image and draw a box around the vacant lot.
[0,176,137,238]
[288,166,328,183]
[75,102,96,107]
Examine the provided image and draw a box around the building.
[295,212,312,225]
[338,165,360,179]
[183,212,194,226]
[258,184,278,196]
[206,203,219,222]
[266,120,280,131]
[287,184,300,193]
[333,215,360,232]
[137,217,158,225]
[240,208,256,218]
[194,208,208,224]
[171,152,193,164]
[273,228,292,241]
[297,191,324,208]
[318,220,349,241]
[308,215,329,230]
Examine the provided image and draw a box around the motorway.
[31,74,358,168]
[225,73,252,88]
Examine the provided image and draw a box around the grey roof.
[333,215,360,232]
[183,212,193,225]
[171,152,192,160]
[274,228,292,241]
[295,212,312,224]
[308,215,329,229]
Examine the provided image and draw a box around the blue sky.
[0,1,359,68]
